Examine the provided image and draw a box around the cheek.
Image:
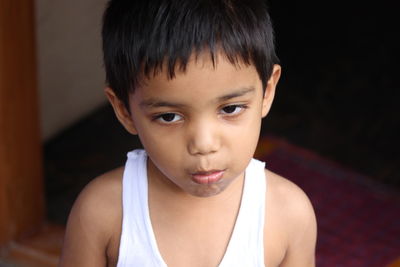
[231,110,262,137]
[140,125,183,148]
[231,113,262,149]
[138,129,185,168]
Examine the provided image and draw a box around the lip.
[191,170,225,185]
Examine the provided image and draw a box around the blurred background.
[41,0,399,224]
[2,0,398,265]
[265,0,399,185]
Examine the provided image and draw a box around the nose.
[187,118,220,156]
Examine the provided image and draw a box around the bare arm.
[265,171,317,267]
[59,171,122,267]
[279,189,317,267]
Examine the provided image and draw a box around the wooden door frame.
[0,0,45,248]
[0,1,65,265]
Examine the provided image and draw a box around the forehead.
[131,53,262,104]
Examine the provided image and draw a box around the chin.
[190,184,225,198]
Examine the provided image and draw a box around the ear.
[104,87,138,135]
[262,64,281,118]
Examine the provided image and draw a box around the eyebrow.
[217,87,255,102]
[139,100,187,109]
[139,86,256,109]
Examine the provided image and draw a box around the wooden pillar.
[0,0,45,247]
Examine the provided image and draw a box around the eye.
[220,104,247,115]
[155,113,183,123]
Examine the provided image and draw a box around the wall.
[35,0,109,140]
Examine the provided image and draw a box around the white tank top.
[117,149,266,267]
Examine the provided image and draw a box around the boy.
[60,0,317,266]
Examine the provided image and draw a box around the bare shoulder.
[59,167,124,267]
[264,169,317,267]
[265,169,315,223]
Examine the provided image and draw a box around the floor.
[256,137,400,266]
[0,224,64,267]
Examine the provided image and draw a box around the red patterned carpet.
[255,136,400,267]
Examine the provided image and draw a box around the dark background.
[44,1,400,224]
[264,0,399,184]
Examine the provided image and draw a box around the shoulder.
[264,169,317,266]
[70,167,124,235]
[265,169,315,224]
[59,167,124,266]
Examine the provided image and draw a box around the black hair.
[102,0,279,108]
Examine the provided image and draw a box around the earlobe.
[104,87,138,135]
[262,64,281,117]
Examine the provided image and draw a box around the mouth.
[191,170,225,185]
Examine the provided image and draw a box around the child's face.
[109,54,280,197]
